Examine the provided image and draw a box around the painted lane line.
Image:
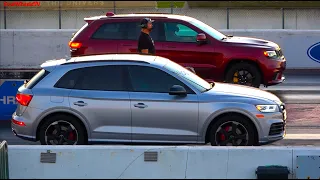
[284,134,320,140]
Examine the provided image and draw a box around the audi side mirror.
[169,85,187,96]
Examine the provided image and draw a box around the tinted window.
[91,21,161,41]
[126,22,141,40]
[54,69,83,89]
[148,21,161,41]
[127,21,161,41]
[164,22,198,43]
[128,21,160,41]
[74,65,127,91]
[91,22,145,40]
[128,65,194,94]
[163,61,211,92]
[91,23,126,40]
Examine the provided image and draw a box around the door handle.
[73,101,87,107]
[134,103,148,109]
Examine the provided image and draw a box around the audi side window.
[91,23,126,40]
[164,22,198,43]
[54,69,83,89]
[128,65,194,94]
[73,65,127,91]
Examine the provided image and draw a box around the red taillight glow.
[69,41,82,49]
[16,94,33,106]
[12,119,26,126]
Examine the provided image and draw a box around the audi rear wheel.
[39,114,86,145]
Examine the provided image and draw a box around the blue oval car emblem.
[307,42,320,63]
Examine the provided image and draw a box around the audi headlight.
[256,105,278,113]
[263,51,277,58]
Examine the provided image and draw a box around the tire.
[209,115,256,146]
[39,114,86,145]
[225,62,262,88]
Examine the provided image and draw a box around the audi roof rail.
[61,60,151,66]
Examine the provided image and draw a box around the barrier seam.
[184,147,190,178]
[226,148,230,179]
[291,149,294,179]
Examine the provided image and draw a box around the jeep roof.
[83,12,196,23]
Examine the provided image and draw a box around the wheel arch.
[224,59,264,83]
[203,110,260,145]
[34,108,90,142]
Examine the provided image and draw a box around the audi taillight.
[16,94,33,106]
[12,119,26,126]
[69,41,82,49]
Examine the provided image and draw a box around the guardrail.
[7,145,320,179]
[0,141,9,179]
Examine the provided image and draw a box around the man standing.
[138,18,155,55]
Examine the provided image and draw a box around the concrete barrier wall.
[7,145,320,179]
[1,29,320,69]
[3,8,320,30]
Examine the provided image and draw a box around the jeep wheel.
[225,63,261,88]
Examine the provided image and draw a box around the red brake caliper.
[68,131,75,140]
[220,126,230,141]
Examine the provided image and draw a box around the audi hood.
[204,82,282,105]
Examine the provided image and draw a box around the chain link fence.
[0,1,320,29]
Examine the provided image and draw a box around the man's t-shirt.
[137,32,155,55]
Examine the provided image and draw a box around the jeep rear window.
[25,69,50,89]
[71,23,88,41]
[91,22,144,40]
[91,22,129,40]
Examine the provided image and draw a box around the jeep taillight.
[69,41,82,49]
[16,94,33,106]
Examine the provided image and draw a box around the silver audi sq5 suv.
[12,54,286,146]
